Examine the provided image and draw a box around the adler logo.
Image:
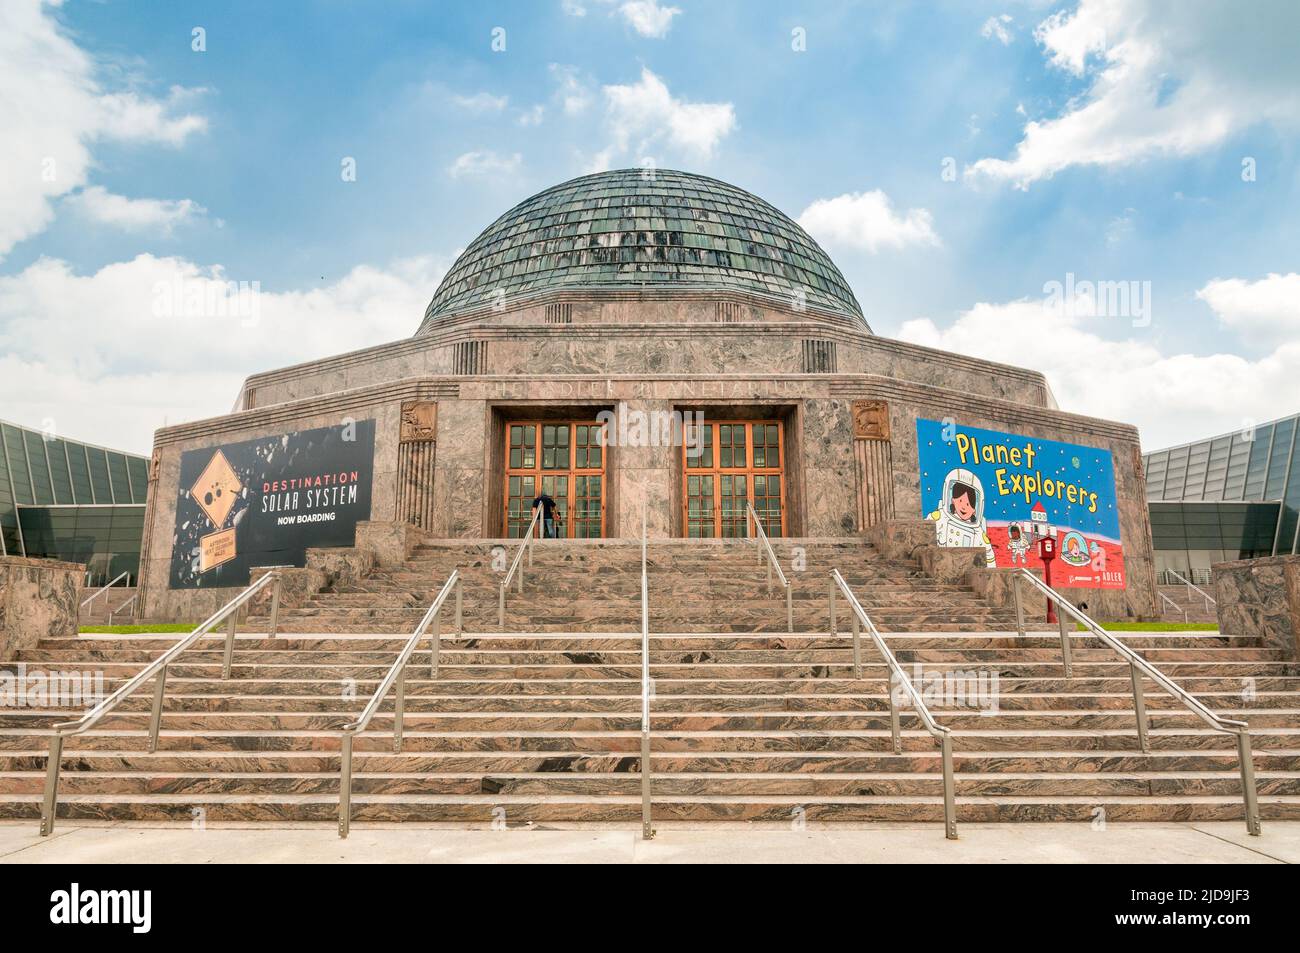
[49,883,151,934]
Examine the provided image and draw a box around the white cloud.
[451,91,509,113]
[967,0,1300,187]
[599,68,735,163]
[797,191,940,253]
[550,64,594,116]
[0,0,207,258]
[562,0,680,37]
[0,253,450,453]
[447,151,523,178]
[980,14,1013,45]
[896,293,1300,449]
[619,0,681,38]
[1197,272,1300,342]
[64,186,205,234]
[517,104,545,126]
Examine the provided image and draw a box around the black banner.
[168,420,375,589]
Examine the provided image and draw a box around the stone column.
[615,399,675,538]
[429,397,487,538]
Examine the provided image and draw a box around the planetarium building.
[138,170,1158,620]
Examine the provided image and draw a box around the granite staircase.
[2,538,1298,828]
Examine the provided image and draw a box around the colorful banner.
[168,420,375,589]
[916,418,1125,589]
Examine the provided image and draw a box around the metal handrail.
[746,502,793,632]
[828,569,957,839]
[40,568,284,835]
[79,570,131,610]
[108,592,139,624]
[1166,568,1217,612]
[1157,590,1187,624]
[1010,568,1260,835]
[498,506,543,627]
[639,502,654,840]
[338,570,463,838]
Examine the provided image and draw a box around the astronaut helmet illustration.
[941,468,985,525]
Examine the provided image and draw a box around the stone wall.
[0,557,82,660]
[1213,555,1300,658]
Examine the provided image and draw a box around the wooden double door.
[503,421,606,538]
[683,420,785,538]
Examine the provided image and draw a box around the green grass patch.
[80,624,198,634]
[1075,621,1219,632]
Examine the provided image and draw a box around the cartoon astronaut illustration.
[1089,540,1108,573]
[927,467,997,568]
[1006,521,1032,564]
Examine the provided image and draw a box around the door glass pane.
[720,474,747,537]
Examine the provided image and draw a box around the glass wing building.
[0,417,149,585]
[1143,411,1300,581]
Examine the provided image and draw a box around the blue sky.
[2,0,1298,453]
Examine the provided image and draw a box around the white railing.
[79,571,131,611]
[107,592,139,624]
[829,569,958,840]
[338,570,463,838]
[1010,568,1259,836]
[1165,568,1217,613]
[498,506,542,628]
[40,568,284,835]
[746,502,793,631]
[1158,590,1187,624]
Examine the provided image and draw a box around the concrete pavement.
[1,820,1295,863]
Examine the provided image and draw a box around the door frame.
[680,418,788,538]
[502,419,608,538]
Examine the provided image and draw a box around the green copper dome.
[418,169,864,331]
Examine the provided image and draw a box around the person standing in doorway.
[532,491,561,538]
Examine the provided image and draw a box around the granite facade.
[138,291,1157,621]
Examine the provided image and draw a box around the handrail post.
[393,665,407,752]
[828,576,837,637]
[1013,575,1025,637]
[430,610,442,679]
[785,583,793,633]
[849,602,860,678]
[1129,661,1149,752]
[269,573,282,637]
[940,733,958,840]
[1237,730,1262,836]
[222,610,238,679]
[1056,599,1073,677]
[454,576,463,634]
[887,671,902,755]
[147,664,169,753]
[766,559,772,595]
[641,728,653,839]
[39,733,64,836]
[339,732,354,839]
[498,581,506,629]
